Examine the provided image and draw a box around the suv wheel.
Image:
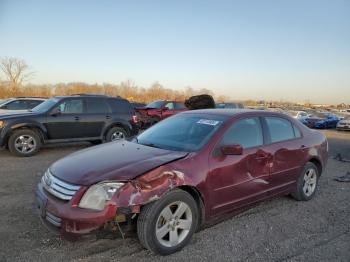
[8,129,42,157]
[137,189,199,255]
[106,127,128,142]
[292,162,319,201]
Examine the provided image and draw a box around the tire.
[291,162,319,201]
[105,127,128,142]
[8,129,42,157]
[137,189,199,255]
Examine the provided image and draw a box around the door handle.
[106,115,111,119]
[74,116,80,121]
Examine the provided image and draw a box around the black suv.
[0,94,139,157]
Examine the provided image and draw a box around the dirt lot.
[0,130,349,262]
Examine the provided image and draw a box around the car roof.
[6,97,47,101]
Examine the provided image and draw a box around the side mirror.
[221,144,243,155]
[163,107,169,111]
[50,107,61,116]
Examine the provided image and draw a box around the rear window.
[265,117,296,143]
[108,98,133,114]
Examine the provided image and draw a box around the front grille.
[42,170,80,201]
[46,211,61,227]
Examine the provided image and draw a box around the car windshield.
[31,98,60,112]
[146,100,164,109]
[136,114,226,152]
[0,98,12,106]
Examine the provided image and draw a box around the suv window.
[174,102,186,110]
[86,98,110,113]
[4,100,28,110]
[27,100,43,109]
[57,99,84,114]
[108,98,133,114]
[164,102,174,110]
[265,117,295,143]
[220,117,263,148]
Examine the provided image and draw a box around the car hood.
[0,110,37,119]
[50,141,189,186]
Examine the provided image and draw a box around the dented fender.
[112,167,191,211]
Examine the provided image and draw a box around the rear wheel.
[292,162,319,201]
[137,189,199,255]
[8,129,42,157]
[105,127,128,142]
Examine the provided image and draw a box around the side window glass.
[6,100,27,110]
[265,117,295,143]
[86,98,109,113]
[174,102,186,110]
[57,99,83,114]
[164,102,174,110]
[220,117,263,148]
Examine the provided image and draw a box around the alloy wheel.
[303,168,317,197]
[155,201,193,248]
[14,135,36,154]
[111,131,126,141]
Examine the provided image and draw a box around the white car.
[337,116,350,131]
[290,110,311,120]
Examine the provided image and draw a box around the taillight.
[132,115,139,123]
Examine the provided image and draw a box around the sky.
[0,0,349,104]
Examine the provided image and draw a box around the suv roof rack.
[70,93,110,97]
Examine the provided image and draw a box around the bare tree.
[0,57,34,96]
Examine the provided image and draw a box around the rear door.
[82,97,111,137]
[45,98,86,139]
[261,116,305,195]
[208,117,272,215]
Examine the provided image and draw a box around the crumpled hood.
[50,141,188,186]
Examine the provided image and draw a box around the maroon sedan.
[36,109,328,255]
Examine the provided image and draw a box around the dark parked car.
[0,97,46,112]
[135,100,187,128]
[36,109,328,255]
[301,112,340,129]
[0,94,139,156]
[216,102,244,109]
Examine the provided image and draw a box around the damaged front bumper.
[35,182,121,237]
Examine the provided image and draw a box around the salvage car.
[135,100,187,128]
[0,94,139,157]
[36,109,328,255]
[216,102,244,109]
[336,115,350,131]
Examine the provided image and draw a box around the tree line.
[0,57,233,103]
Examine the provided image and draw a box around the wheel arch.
[4,123,47,145]
[308,157,323,176]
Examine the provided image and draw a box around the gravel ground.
[0,130,349,262]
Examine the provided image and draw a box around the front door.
[208,117,272,216]
[45,98,86,139]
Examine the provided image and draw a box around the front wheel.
[137,189,199,255]
[292,162,319,201]
[8,129,42,157]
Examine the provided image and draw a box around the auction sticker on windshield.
[197,119,221,126]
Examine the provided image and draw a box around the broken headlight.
[78,182,124,211]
